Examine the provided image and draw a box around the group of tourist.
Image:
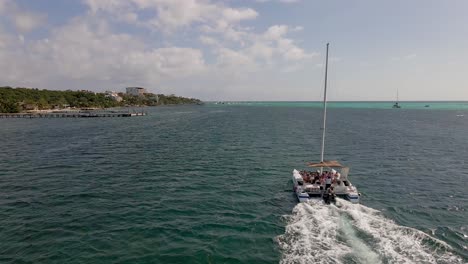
[300,169,346,190]
[300,170,338,203]
[299,169,341,188]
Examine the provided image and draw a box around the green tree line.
[0,87,202,113]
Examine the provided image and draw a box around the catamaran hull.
[296,193,359,204]
[294,193,360,204]
[295,191,310,203]
[292,169,360,204]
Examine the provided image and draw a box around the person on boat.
[325,175,332,190]
[320,171,326,183]
[328,187,336,203]
[322,188,329,203]
[314,175,320,185]
[323,186,336,204]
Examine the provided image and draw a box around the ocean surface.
[0,102,467,264]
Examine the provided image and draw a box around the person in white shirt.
[325,175,332,190]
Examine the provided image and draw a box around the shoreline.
[0,110,147,118]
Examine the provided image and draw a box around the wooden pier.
[0,111,147,118]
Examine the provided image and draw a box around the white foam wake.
[277,199,464,264]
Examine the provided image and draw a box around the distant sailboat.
[392,89,401,108]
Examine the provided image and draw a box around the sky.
[0,0,467,101]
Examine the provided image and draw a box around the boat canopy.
[307,160,344,168]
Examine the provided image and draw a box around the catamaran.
[292,43,360,204]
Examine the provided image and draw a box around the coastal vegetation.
[0,86,202,113]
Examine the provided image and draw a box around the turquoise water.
[209,101,468,110]
[1,103,467,263]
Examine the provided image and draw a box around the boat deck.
[297,170,356,195]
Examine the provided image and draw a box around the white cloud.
[84,0,126,13]
[216,48,256,70]
[329,57,342,62]
[0,29,41,85]
[0,0,46,33]
[246,41,274,61]
[0,26,13,49]
[263,26,317,61]
[291,26,304,32]
[283,46,308,61]
[0,0,317,98]
[0,0,9,12]
[0,16,206,89]
[256,0,302,3]
[200,23,316,73]
[222,7,258,22]
[80,0,314,68]
[14,12,47,33]
[45,17,205,81]
[391,53,417,61]
[0,0,16,10]
[264,25,288,40]
[199,35,219,46]
[84,0,258,32]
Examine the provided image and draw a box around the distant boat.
[392,89,401,108]
[292,43,360,204]
[425,105,430,108]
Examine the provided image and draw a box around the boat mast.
[320,43,329,168]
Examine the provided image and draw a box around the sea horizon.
[206,100,468,103]
[206,101,468,110]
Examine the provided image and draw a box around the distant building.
[105,91,123,102]
[126,87,147,96]
[22,104,38,111]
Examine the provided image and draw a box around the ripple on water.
[1,106,467,263]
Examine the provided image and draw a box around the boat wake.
[277,199,464,264]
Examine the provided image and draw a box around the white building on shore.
[105,91,123,102]
[126,87,147,96]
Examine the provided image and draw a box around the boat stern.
[347,192,360,203]
[297,192,310,202]
[292,169,310,202]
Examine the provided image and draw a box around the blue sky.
[0,0,467,101]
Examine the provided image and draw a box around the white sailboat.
[292,43,360,204]
[393,89,401,108]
